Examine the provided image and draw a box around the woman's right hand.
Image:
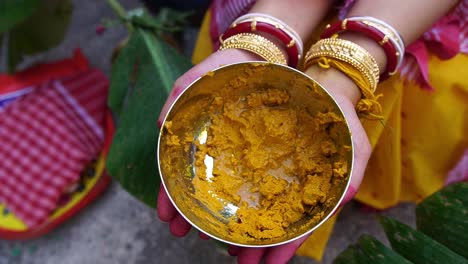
[304,65,372,206]
[157,49,262,128]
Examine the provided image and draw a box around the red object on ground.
[0,49,89,95]
[0,49,114,239]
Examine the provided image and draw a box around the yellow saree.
[193,12,468,261]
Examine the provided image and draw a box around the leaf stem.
[106,0,133,32]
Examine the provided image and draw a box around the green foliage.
[0,0,39,33]
[416,183,468,258]
[7,0,73,72]
[106,28,191,207]
[358,235,411,263]
[129,7,192,32]
[334,236,412,264]
[334,245,367,264]
[380,216,466,264]
[334,182,468,264]
[107,0,191,33]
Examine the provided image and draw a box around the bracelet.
[307,56,383,119]
[222,21,300,68]
[305,38,380,92]
[321,17,404,80]
[347,16,405,61]
[219,33,288,65]
[233,13,303,50]
[321,20,397,80]
[220,13,303,68]
[305,39,383,119]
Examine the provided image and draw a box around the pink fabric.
[210,0,468,90]
[403,41,432,90]
[0,69,108,227]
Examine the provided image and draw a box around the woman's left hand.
[223,66,372,264]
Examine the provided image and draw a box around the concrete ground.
[0,1,415,263]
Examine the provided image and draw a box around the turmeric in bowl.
[164,87,350,242]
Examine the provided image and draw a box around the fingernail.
[198,232,210,240]
[228,245,240,256]
[343,185,356,204]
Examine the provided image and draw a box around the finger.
[237,248,266,264]
[349,129,371,190]
[336,101,372,206]
[158,85,186,126]
[198,232,211,240]
[228,245,241,256]
[157,49,258,125]
[264,236,308,264]
[169,214,192,237]
[157,66,205,125]
[157,185,178,222]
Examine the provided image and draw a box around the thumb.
[158,66,205,126]
[157,49,263,126]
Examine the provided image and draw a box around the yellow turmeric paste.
[162,86,350,242]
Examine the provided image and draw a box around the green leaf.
[416,182,468,258]
[0,0,39,33]
[106,29,191,207]
[357,235,413,263]
[334,235,413,264]
[333,245,368,264]
[379,216,467,264]
[154,8,193,28]
[8,0,73,72]
[127,7,192,33]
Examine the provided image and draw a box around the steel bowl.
[157,62,353,247]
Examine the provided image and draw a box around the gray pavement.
[0,1,415,263]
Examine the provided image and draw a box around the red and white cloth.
[209,0,468,90]
[0,69,108,227]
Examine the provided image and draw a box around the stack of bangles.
[304,16,405,118]
[218,13,304,68]
[218,14,405,118]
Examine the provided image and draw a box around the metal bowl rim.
[157,61,355,247]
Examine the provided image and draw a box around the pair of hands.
[157,49,371,264]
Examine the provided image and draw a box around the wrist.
[249,0,331,41]
[217,48,265,62]
[305,64,361,106]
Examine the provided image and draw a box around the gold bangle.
[219,33,287,65]
[306,56,383,119]
[304,38,380,92]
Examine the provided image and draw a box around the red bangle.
[321,20,399,81]
[221,21,300,68]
